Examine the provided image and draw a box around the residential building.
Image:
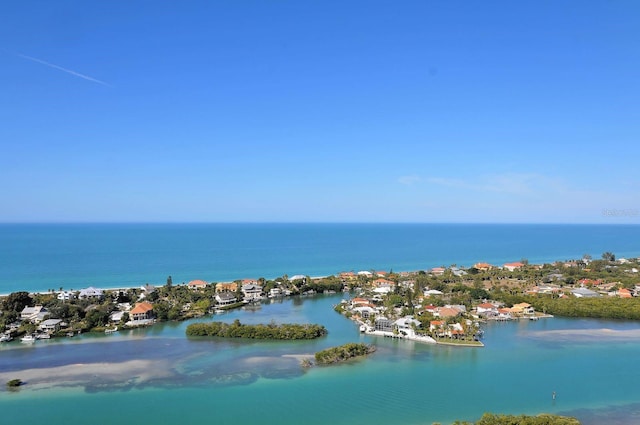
[79,287,104,299]
[216,292,237,305]
[188,279,208,290]
[130,302,154,322]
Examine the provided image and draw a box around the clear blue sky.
[1,1,639,223]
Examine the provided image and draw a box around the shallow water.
[3,295,640,424]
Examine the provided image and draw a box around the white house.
[79,287,104,299]
[57,291,75,301]
[39,319,65,332]
[476,303,498,315]
[424,289,443,297]
[21,306,46,322]
[394,316,421,332]
[373,284,393,294]
[241,284,263,301]
[216,292,237,305]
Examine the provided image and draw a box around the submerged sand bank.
[0,359,173,392]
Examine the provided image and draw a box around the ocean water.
[1,223,639,294]
[2,223,640,424]
[3,295,640,424]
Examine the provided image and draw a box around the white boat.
[0,334,13,342]
[105,326,118,334]
[20,334,36,343]
[36,333,51,339]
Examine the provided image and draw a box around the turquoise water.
[2,223,640,424]
[1,223,640,293]
[3,294,640,424]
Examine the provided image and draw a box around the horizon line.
[0,221,638,226]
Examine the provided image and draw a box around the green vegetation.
[517,296,640,320]
[6,379,23,388]
[432,337,484,347]
[314,343,376,364]
[443,412,580,424]
[186,319,327,340]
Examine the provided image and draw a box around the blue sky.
[1,1,639,223]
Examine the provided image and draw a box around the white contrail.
[17,53,112,87]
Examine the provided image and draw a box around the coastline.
[2,223,640,295]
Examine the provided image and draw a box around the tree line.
[185,319,327,340]
[314,343,376,365]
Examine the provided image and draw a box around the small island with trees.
[314,343,376,365]
[185,319,327,340]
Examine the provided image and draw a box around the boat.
[105,326,118,334]
[0,334,13,342]
[36,333,51,339]
[214,309,225,314]
[20,334,36,343]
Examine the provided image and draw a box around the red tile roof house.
[130,302,154,322]
[473,262,493,271]
[350,297,371,307]
[430,267,446,276]
[187,279,208,290]
[476,303,498,315]
[372,278,395,287]
[430,320,446,337]
[503,262,525,272]
[421,305,438,316]
[434,307,462,319]
[617,288,633,298]
[497,308,513,320]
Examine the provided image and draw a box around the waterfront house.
[476,303,498,315]
[130,302,154,322]
[394,316,421,332]
[216,282,238,293]
[497,308,513,320]
[20,305,46,322]
[269,287,283,297]
[110,311,125,323]
[510,303,535,316]
[241,283,263,301]
[79,287,104,299]
[353,305,376,319]
[429,320,446,336]
[39,319,65,332]
[188,279,208,290]
[448,323,465,338]
[216,292,237,305]
[374,317,393,332]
